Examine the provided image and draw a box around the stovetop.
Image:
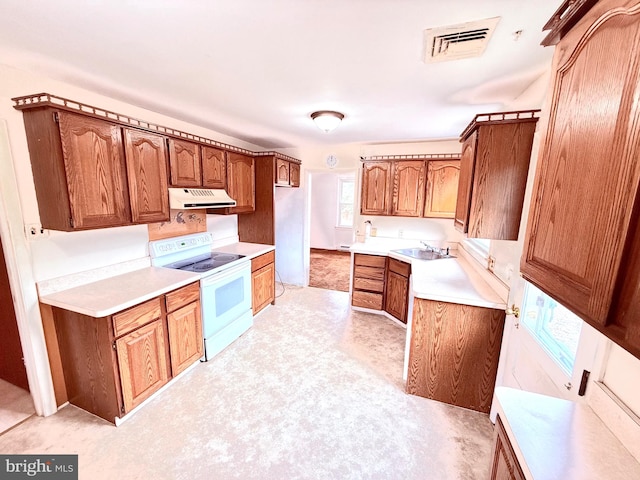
[164,252,246,273]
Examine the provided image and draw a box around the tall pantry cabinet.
[521,0,640,359]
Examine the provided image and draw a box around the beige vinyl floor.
[0,286,494,480]
[0,379,34,434]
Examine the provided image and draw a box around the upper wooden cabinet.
[123,128,171,224]
[360,162,393,215]
[274,157,301,188]
[391,161,426,217]
[455,110,539,240]
[168,138,202,187]
[426,160,460,218]
[360,157,460,218]
[19,107,173,231]
[226,152,255,214]
[521,0,640,358]
[290,162,300,187]
[201,145,227,189]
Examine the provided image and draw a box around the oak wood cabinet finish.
[276,158,290,186]
[116,318,170,413]
[201,146,227,189]
[425,160,460,218]
[226,152,255,214]
[251,251,276,315]
[168,138,202,187]
[53,282,201,422]
[360,162,392,215]
[384,258,411,323]
[351,253,387,310]
[521,0,640,358]
[122,128,171,224]
[290,162,300,187]
[406,298,505,413]
[490,415,525,480]
[391,161,426,217]
[24,109,132,230]
[456,113,538,240]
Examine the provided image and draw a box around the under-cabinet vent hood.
[168,188,236,209]
[423,17,500,63]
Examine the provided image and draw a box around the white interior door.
[501,274,602,402]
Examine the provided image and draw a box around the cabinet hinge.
[112,341,117,351]
[69,218,74,228]
[121,404,125,414]
[53,111,59,123]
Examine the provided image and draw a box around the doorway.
[307,170,356,292]
[0,236,35,432]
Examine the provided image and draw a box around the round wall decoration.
[326,154,338,168]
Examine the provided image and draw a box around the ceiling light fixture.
[311,110,344,133]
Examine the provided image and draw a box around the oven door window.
[215,277,247,317]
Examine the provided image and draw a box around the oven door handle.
[200,260,251,286]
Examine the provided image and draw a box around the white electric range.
[149,233,253,360]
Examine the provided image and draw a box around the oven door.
[200,261,252,339]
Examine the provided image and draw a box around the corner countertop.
[350,240,506,310]
[494,387,640,480]
[38,241,275,317]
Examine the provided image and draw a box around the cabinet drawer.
[112,297,162,337]
[354,265,385,281]
[252,250,275,272]
[388,258,411,277]
[165,282,200,313]
[353,277,385,293]
[352,291,383,310]
[354,253,386,268]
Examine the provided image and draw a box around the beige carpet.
[308,248,351,292]
[0,286,493,479]
[0,379,34,434]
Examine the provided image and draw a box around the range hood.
[168,187,236,209]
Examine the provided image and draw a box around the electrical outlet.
[398,229,403,238]
[487,255,496,272]
[24,223,48,239]
[370,227,377,237]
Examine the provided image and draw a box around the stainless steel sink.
[391,247,455,261]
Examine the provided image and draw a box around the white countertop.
[494,387,640,480]
[38,241,274,317]
[38,267,199,317]
[350,240,506,310]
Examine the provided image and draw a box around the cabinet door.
[168,138,201,187]
[227,152,255,214]
[290,163,300,187]
[424,160,460,218]
[276,159,290,186]
[406,298,505,413]
[360,162,392,215]
[116,319,170,413]
[167,300,203,376]
[521,1,640,332]
[57,111,130,229]
[490,416,525,480]
[252,262,275,315]
[123,128,170,223]
[391,161,426,217]
[454,131,477,233]
[201,146,227,189]
[385,270,409,323]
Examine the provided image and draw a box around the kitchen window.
[521,282,583,375]
[337,177,354,227]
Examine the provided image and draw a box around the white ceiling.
[0,0,560,149]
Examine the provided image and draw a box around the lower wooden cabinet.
[352,253,386,309]
[406,298,505,413]
[252,250,276,315]
[384,258,411,323]
[53,281,202,422]
[490,415,525,480]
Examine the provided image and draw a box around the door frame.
[0,119,57,416]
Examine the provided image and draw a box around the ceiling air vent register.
[424,17,501,63]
